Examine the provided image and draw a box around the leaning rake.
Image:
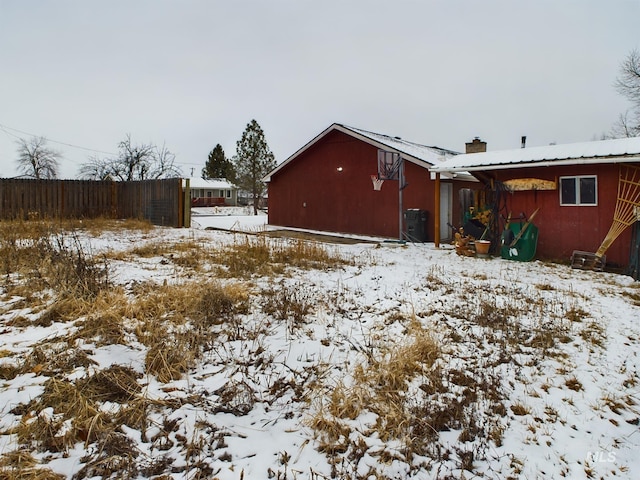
[572,163,640,271]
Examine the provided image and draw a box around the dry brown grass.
[128,280,250,327]
[0,219,269,477]
[0,449,65,479]
[128,238,206,261]
[77,365,142,403]
[0,362,20,381]
[145,332,196,383]
[6,367,172,476]
[127,281,252,381]
[0,218,153,304]
[306,267,601,476]
[565,376,584,392]
[2,216,619,478]
[579,320,606,348]
[77,217,154,236]
[0,226,110,301]
[74,431,139,479]
[14,378,106,453]
[261,281,315,333]
[307,312,510,478]
[211,235,274,277]
[309,324,442,459]
[20,343,96,377]
[211,235,350,278]
[510,403,531,416]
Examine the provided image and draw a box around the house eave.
[432,154,640,174]
[264,123,458,182]
[330,124,441,169]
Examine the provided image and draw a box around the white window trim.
[559,175,598,206]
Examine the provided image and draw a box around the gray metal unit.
[404,209,428,242]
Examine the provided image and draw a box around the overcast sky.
[1,0,639,179]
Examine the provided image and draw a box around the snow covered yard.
[190,206,268,233]
[0,215,639,479]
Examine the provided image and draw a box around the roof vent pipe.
[521,136,527,148]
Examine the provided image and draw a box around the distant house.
[187,177,238,207]
[237,190,268,209]
[264,123,476,241]
[431,137,640,270]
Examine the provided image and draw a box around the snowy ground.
[190,206,269,232]
[1,208,639,479]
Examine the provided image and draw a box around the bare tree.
[611,111,640,139]
[79,155,114,181]
[15,136,61,179]
[615,49,640,103]
[80,134,182,181]
[612,49,640,138]
[114,134,155,181]
[153,142,182,179]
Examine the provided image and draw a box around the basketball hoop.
[371,174,384,191]
[377,150,401,180]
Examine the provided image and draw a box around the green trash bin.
[501,222,539,262]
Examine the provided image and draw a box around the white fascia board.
[333,124,434,168]
[432,155,640,173]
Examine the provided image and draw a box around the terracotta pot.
[475,240,491,256]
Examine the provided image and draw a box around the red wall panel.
[493,164,631,267]
[268,130,443,240]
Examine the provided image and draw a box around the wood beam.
[434,172,441,248]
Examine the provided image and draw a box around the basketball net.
[371,175,384,191]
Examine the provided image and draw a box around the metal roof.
[184,177,237,189]
[264,123,459,182]
[342,124,459,164]
[430,136,640,173]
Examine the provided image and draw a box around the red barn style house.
[431,136,640,271]
[264,124,474,241]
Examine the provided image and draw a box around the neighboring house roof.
[186,177,237,190]
[264,123,459,182]
[431,136,640,173]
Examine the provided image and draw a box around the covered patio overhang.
[429,136,640,250]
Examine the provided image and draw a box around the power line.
[0,122,117,156]
[1,122,205,171]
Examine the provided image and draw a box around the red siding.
[492,164,631,267]
[268,130,451,240]
[269,133,634,268]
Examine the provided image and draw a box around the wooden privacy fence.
[0,178,190,227]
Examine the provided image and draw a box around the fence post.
[182,178,191,228]
[60,181,65,218]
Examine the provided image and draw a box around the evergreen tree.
[202,144,235,180]
[232,120,276,215]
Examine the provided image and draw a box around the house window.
[207,191,212,198]
[559,176,597,206]
[225,190,231,198]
